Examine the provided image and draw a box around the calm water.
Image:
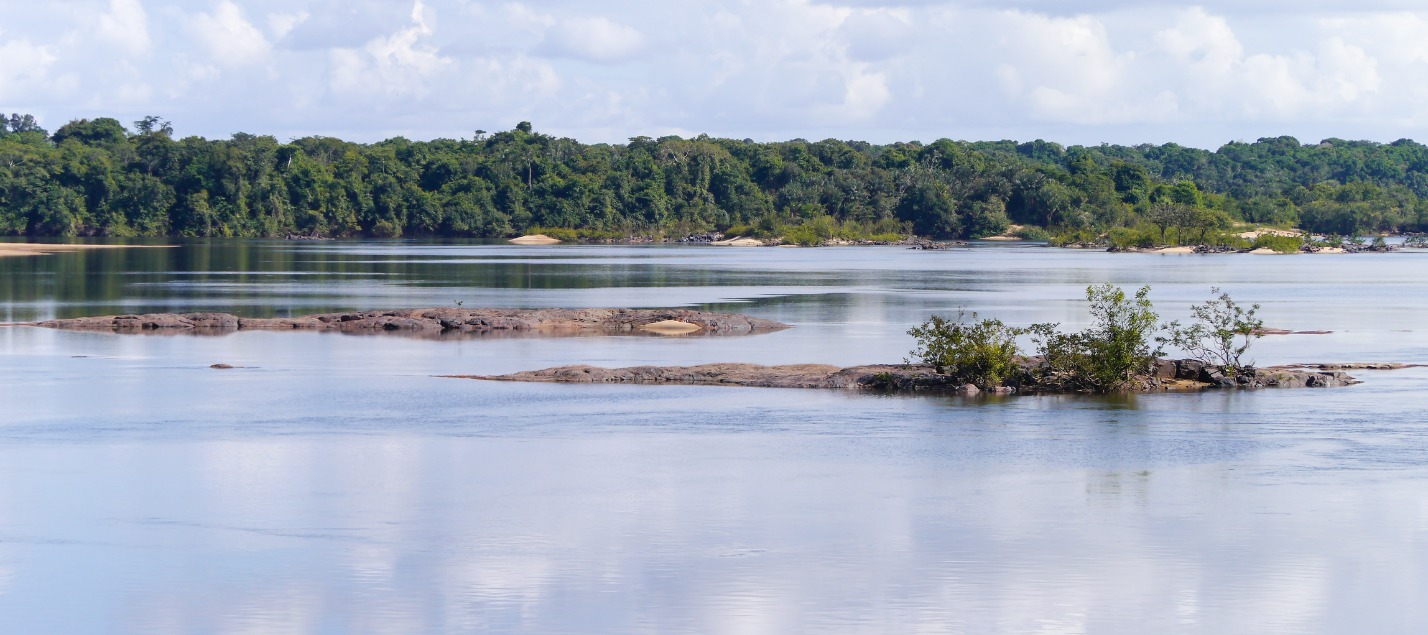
[2,240,1428,634]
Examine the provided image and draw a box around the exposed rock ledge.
[25,308,788,338]
[458,358,1390,395]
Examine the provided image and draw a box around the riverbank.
[20,308,789,338]
[458,358,1412,396]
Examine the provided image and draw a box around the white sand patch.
[509,234,562,245]
[639,320,702,335]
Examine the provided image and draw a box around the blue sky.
[3,0,1427,147]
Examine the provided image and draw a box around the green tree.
[1159,287,1264,377]
[52,118,128,147]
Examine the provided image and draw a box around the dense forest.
[3,113,1428,241]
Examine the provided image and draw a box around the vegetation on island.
[907,286,1265,393]
[906,310,1026,389]
[5,113,1428,242]
[1158,288,1265,378]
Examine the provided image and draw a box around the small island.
[24,308,789,338]
[458,359,1379,395]
[458,285,1419,397]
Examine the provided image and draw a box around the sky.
[3,0,1428,148]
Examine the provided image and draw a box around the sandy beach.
[508,234,562,245]
[1237,228,1303,240]
[710,237,765,246]
[0,244,172,258]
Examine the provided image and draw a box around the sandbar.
[509,234,562,245]
[0,243,172,258]
[710,237,765,246]
[639,319,703,335]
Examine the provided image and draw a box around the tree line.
[4,114,1428,239]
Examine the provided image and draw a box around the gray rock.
[1150,359,1178,380]
[1176,359,1207,381]
[35,308,791,339]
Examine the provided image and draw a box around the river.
[2,240,1426,634]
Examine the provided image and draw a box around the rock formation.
[28,308,789,338]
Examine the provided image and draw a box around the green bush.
[723,223,755,238]
[525,226,579,242]
[1011,225,1050,241]
[1202,229,1250,249]
[775,214,910,245]
[781,223,822,246]
[1048,228,1102,247]
[524,226,627,242]
[1107,226,1156,249]
[1030,284,1161,392]
[1251,234,1303,253]
[906,310,1027,389]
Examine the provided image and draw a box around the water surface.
[2,241,1427,633]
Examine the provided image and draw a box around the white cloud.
[8,0,1428,147]
[834,66,891,120]
[998,11,1144,124]
[188,1,271,68]
[267,10,310,40]
[98,0,151,56]
[0,39,57,101]
[1315,37,1380,106]
[840,9,915,62]
[330,0,452,98]
[542,16,646,63]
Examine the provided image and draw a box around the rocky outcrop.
[676,232,724,243]
[1274,362,1421,370]
[30,308,789,338]
[461,363,964,391]
[461,358,1371,394]
[907,240,964,250]
[1144,358,1360,389]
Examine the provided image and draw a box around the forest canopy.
[3,114,1428,240]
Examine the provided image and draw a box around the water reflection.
[4,427,1416,633]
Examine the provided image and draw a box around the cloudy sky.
[3,0,1428,148]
